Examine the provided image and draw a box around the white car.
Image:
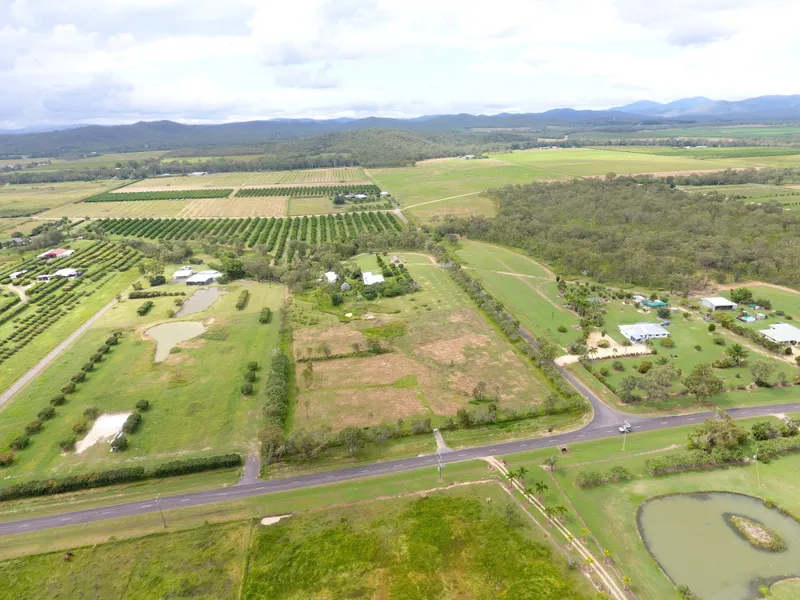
[619,422,632,434]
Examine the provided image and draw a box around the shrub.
[608,465,632,481]
[694,345,702,352]
[50,394,66,406]
[785,347,793,356]
[259,307,271,324]
[241,382,254,395]
[149,275,166,286]
[25,420,43,434]
[99,344,111,354]
[83,406,99,420]
[61,382,76,394]
[244,371,256,382]
[236,290,250,310]
[72,420,88,434]
[149,454,242,478]
[557,324,568,333]
[136,301,154,316]
[81,362,94,372]
[612,360,624,371]
[9,436,29,450]
[37,406,55,421]
[122,413,141,434]
[110,434,128,452]
[0,452,13,467]
[637,361,653,374]
[410,418,432,434]
[575,470,604,488]
[708,323,716,332]
[262,353,290,426]
[599,367,610,377]
[660,338,676,349]
[59,436,77,451]
[136,399,150,412]
[713,337,726,346]
[597,339,610,349]
[71,372,86,383]
[247,361,259,371]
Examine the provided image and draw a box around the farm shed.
[760,323,800,345]
[362,272,385,286]
[38,248,75,259]
[54,268,80,278]
[186,270,222,285]
[9,270,27,279]
[324,271,338,284]
[173,266,195,279]
[619,322,670,343]
[701,297,738,311]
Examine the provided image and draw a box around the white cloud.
[0,0,799,127]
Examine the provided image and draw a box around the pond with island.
[639,492,800,600]
[146,321,206,363]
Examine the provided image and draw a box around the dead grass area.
[294,325,368,359]
[305,354,420,388]
[417,333,491,364]
[294,387,426,429]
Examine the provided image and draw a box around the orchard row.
[235,184,381,197]
[85,189,233,202]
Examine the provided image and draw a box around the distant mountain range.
[612,94,800,119]
[1,94,799,157]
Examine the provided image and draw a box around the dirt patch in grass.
[295,387,426,428]
[305,354,420,388]
[294,325,368,359]
[418,333,490,364]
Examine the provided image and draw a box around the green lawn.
[0,280,285,483]
[501,417,794,600]
[490,148,737,177]
[456,240,554,279]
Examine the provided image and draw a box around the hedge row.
[86,189,233,202]
[236,184,380,197]
[259,307,271,324]
[263,354,291,426]
[757,435,800,461]
[137,300,154,316]
[575,465,633,488]
[0,454,242,501]
[236,289,250,310]
[129,290,186,299]
[645,447,747,475]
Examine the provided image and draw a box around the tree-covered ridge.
[440,177,800,288]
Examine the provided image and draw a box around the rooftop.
[363,272,385,286]
[701,296,737,307]
[760,322,800,343]
[619,322,670,338]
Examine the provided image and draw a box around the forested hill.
[439,178,800,289]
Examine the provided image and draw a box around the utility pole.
[156,495,167,529]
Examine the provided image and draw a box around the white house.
[362,272,385,286]
[353,194,368,199]
[701,297,738,311]
[188,171,208,176]
[324,271,338,284]
[186,270,222,285]
[173,266,195,279]
[380,191,390,197]
[9,269,28,279]
[619,323,670,343]
[54,268,80,278]
[760,323,800,345]
[36,274,52,282]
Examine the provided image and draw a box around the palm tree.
[581,527,590,544]
[602,548,613,565]
[516,466,529,482]
[588,346,599,365]
[726,343,749,365]
[566,533,575,549]
[584,556,595,571]
[543,456,558,472]
[523,486,534,503]
[534,480,548,501]
[622,576,632,592]
[553,504,568,522]
[544,506,556,525]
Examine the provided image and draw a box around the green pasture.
[572,125,800,141]
[684,184,800,203]
[455,240,554,279]
[370,158,553,206]
[27,151,167,172]
[403,192,498,223]
[490,148,736,177]
[0,180,122,217]
[499,419,800,600]
[0,280,285,483]
[597,146,800,160]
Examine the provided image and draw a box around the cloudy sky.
[1,0,798,128]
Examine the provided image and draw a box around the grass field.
[41,196,289,219]
[124,168,370,190]
[287,196,350,216]
[292,254,552,432]
[685,183,800,204]
[491,148,737,177]
[500,418,800,600]
[596,145,800,160]
[27,151,167,172]
[0,218,43,236]
[0,181,122,217]
[572,125,800,141]
[0,482,594,600]
[0,280,285,483]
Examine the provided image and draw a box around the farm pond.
[175,287,226,317]
[638,493,800,600]
[146,321,205,363]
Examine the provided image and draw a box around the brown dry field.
[292,306,549,430]
[41,196,288,219]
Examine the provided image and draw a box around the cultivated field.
[0,181,122,217]
[0,484,593,600]
[0,279,285,482]
[291,254,551,432]
[42,196,290,219]
[571,125,800,141]
[123,168,370,190]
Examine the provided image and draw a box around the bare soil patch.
[295,387,425,429]
[418,333,490,364]
[304,354,420,388]
[294,325,368,359]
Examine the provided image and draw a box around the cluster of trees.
[575,465,632,488]
[0,454,242,501]
[438,176,800,288]
[235,290,250,310]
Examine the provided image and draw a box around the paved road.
[2,400,799,537]
[0,299,118,408]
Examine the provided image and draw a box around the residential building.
[760,323,800,345]
[619,322,670,343]
[362,272,385,286]
[186,270,222,285]
[173,266,195,279]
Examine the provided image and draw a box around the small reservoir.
[146,321,206,363]
[175,287,226,317]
